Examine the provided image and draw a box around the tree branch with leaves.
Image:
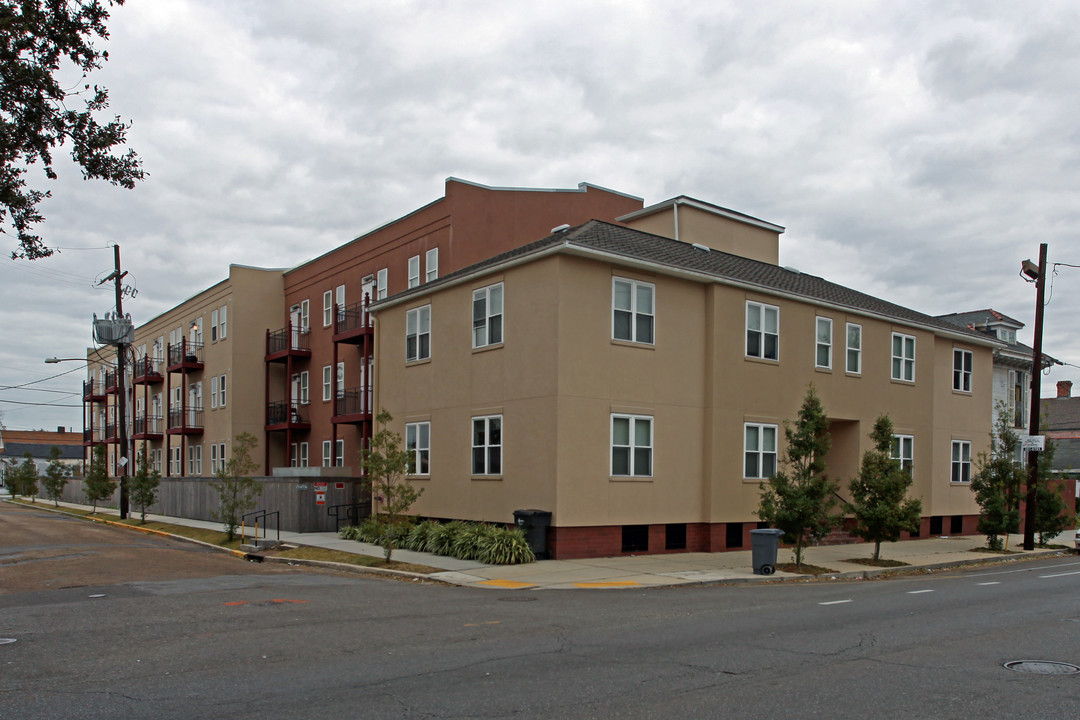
[360,410,425,562]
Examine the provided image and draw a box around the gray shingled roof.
[1043,397,1080,431]
[378,220,997,342]
[0,442,82,461]
[937,309,1025,328]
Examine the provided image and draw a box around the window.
[323,290,333,327]
[953,349,972,392]
[211,309,219,342]
[472,415,502,475]
[1010,370,1027,428]
[744,423,778,479]
[426,248,438,282]
[290,443,298,468]
[951,440,971,483]
[815,317,832,369]
[746,301,779,360]
[408,255,420,288]
[188,445,202,475]
[846,323,862,374]
[377,268,388,300]
[152,448,162,474]
[322,440,332,468]
[217,443,225,470]
[612,277,654,344]
[218,375,226,407]
[336,285,345,322]
[336,362,344,397]
[299,371,309,405]
[335,439,344,467]
[406,421,430,475]
[891,332,915,381]
[406,305,431,362]
[219,305,227,339]
[611,414,653,477]
[299,442,309,468]
[210,443,219,474]
[322,365,332,401]
[472,283,504,348]
[210,376,219,409]
[300,299,310,332]
[891,435,914,474]
[170,447,181,475]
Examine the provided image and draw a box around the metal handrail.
[327,502,368,532]
[240,509,281,543]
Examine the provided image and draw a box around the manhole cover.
[0,638,16,646]
[498,596,537,602]
[1004,660,1080,675]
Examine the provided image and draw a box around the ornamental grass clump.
[477,527,535,565]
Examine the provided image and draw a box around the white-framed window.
[891,332,915,382]
[425,247,438,282]
[815,317,832,369]
[846,323,862,374]
[290,443,298,468]
[406,421,430,475]
[152,448,162,474]
[300,299,310,332]
[170,447,181,475]
[406,305,431,362]
[191,317,203,346]
[891,435,914,474]
[211,309,219,342]
[612,277,654,344]
[611,414,653,477]
[746,301,779,360]
[210,443,219,474]
[219,305,227,339]
[951,440,971,483]
[218,374,226,407]
[336,362,344,398]
[322,365,332,401]
[744,423,778,479]
[953,348,973,393]
[210,376,219,409]
[336,285,345,322]
[188,445,202,475]
[472,415,502,475]
[217,443,225,470]
[408,255,420,288]
[472,283,504,348]
[323,290,333,327]
[377,268,388,300]
[322,440,332,468]
[1009,370,1027,429]
[299,371,309,405]
[335,439,345,467]
[299,442,309,468]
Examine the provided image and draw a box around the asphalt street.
[3,503,1079,719]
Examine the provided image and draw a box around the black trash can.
[749,528,785,575]
[513,509,552,559]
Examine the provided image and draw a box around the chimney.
[1057,380,1072,398]
[57,425,64,433]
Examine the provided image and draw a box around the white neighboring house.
[0,428,83,491]
[936,309,1059,438]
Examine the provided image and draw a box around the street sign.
[1021,435,1045,452]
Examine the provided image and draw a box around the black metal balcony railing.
[267,401,308,426]
[134,414,163,435]
[133,356,162,379]
[83,428,104,443]
[334,301,373,336]
[168,340,204,366]
[104,370,119,393]
[103,423,118,440]
[168,407,204,429]
[83,380,105,400]
[266,326,310,356]
[334,386,372,417]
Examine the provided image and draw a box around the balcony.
[333,301,374,345]
[266,401,311,432]
[132,356,164,385]
[103,422,119,443]
[82,428,105,446]
[167,407,204,435]
[167,340,204,373]
[83,380,105,402]
[104,370,119,395]
[265,324,311,363]
[332,386,372,426]
[133,413,164,440]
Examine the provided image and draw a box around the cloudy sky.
[1,0,1078,432]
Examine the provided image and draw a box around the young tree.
[2,0,144,259]
[1032,439,1072,547]
[84,444,117,513]
[129,447,161,524]
[13,452,38,500]
[971,406,1025,550]
[41,446,70,507]
[360,410,425,562]
[211,433,261,542]
[848,416,923,560]
[756,385,840,569]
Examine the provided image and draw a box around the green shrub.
[477,526,536,565]
[452,523,495,560]
[404,520,439,552]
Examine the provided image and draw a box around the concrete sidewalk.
[10,498,1076,590]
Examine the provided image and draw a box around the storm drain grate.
[1004,660,1080,675]
[498,596,538,602]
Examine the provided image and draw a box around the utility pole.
[98,244,131,519]
[1022,243,1048,551]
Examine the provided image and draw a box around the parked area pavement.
[7,497,1076,590]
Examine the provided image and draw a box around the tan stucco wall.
[622,204,780,265]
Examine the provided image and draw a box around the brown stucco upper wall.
[622,204,781,265]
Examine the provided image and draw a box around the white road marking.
[907,589,934,594]
[1038,570,1080,579]
[819,599,852,605]
[977,581,1001,586]
[967,561,1080,578]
